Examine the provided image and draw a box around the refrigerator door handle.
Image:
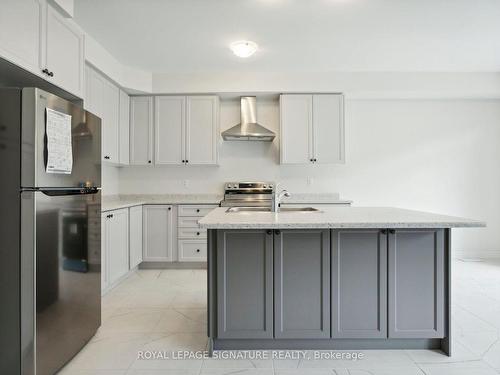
[22,187,100,196]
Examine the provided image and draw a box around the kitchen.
[1,1,500,375]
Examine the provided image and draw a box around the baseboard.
[139,261,207,269]
[453,249,500,259]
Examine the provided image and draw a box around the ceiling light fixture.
[230,40,258,58]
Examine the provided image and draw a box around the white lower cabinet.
[176,204,216,262]
[129,205,143,269]
[102,208,129,291]
[100,212,108,291]
[143,205,173,261]
[178,240,207,262]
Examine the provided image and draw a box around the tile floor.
[60,259,500,375]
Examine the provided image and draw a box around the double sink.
[226,207,320,213]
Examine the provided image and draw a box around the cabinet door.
[185,96,218,165]
[129,206,143,269]
[332,230,387,338]
[45,4,84,97]
[102,80,120,163]
[130,96,153,165]
[274,229,330,339]
[0,0,42,74]
[312,94,344,164]
[388,229,445,338]
[143,205,173,261]
[280,94,313,164]
[107,209,129,285]
[86,66,105,117]
[217,230,273,339]
[101,213,109,292]
[155,96,185,164]
[119,90,130,165]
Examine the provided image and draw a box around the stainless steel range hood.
[222,96,276,141]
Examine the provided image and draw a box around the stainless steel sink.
[280,207,321,212]
[226,207,321,213]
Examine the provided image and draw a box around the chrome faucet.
[272,189,291,212]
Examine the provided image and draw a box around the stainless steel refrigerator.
[0,88,101,375]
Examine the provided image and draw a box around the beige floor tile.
[298,350,415,369]
[59,370,127,375]
[126,370,199,375]
[418,361,499,375]
[64,259,500,374]
[202,357,273,369]
[405,342,480,363]
[170,290,207,308]
[482,340,500,369]
[275,370,348,375]
[153,308,206,333]
[346,368,424,375]
[99,308,164,334]
[454,329,499,357]
[63,332,151,371]
[128,332,207,370]
[120,290,178,309]
[200,369,274,375]
[102,291,132,309]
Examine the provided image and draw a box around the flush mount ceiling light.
[230,40,258,58]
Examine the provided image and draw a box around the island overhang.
[198,206,486,229]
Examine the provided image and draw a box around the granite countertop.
[101,194,223,211]
[198,206,486,229]
[101,193,351,212]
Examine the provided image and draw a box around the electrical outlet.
[183,179,190,188]
[307,177,314,186]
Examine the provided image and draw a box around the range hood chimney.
[221,96,276,141]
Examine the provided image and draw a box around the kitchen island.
[198,206,485,356]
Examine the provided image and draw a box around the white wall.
[117,97,500,257]
[102,164,120,196]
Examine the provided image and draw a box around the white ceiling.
[74,0,500,74]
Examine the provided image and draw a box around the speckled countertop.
[198,206,486,229]
[101,194,223,211]
[101,193,351,212]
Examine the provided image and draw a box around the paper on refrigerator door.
[45,108,73,174]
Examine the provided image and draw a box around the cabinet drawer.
[178,205,217,217]
[177,216,202,228]
[178,240,207,261]
[178,227,207,239]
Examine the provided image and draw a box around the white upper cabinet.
[130,96,154,165]
[155,96,185,164]
[85,65,105,116]
[101,79,120,163]
[0,0,43,74]
[312,94,344,164]
[280,94,344,164]
[0,1,84,98]
[85,66,129,165]
[119,90,130,165]
[185,96,219,165]
[149,95,219,166]
[44,3,84,97]
[280,94,313,164]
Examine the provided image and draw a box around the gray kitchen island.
[198,206,485,356]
